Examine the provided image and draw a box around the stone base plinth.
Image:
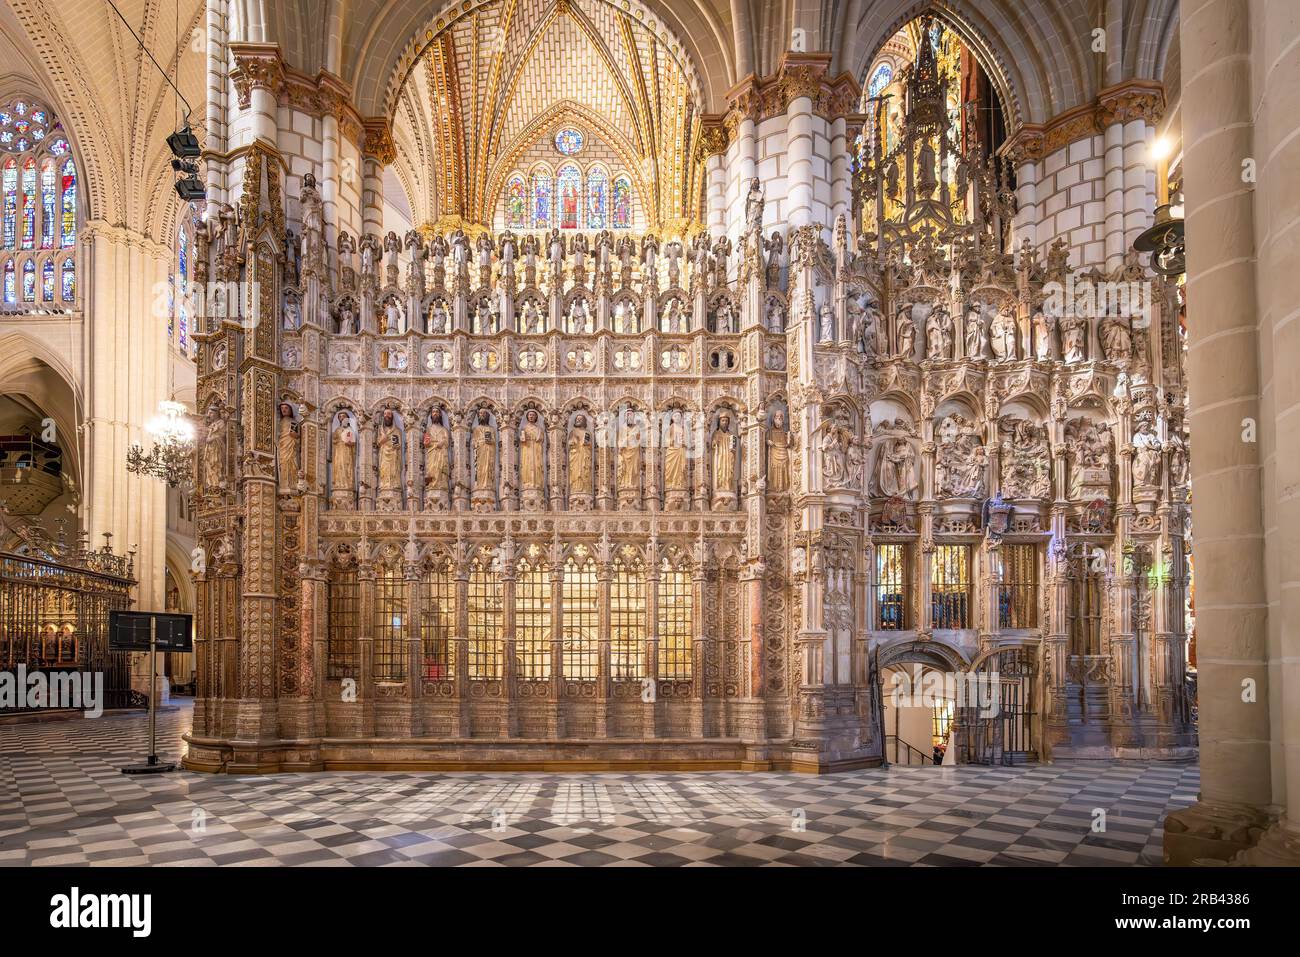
[1163,801,1275,866]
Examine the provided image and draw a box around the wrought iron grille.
[657,560,693,680]
[372,572,406,681]
[467,557,503,679]
[515,556,550,680]
[930,544,971,629]
[875,542,908,630]
[1067,545,1104,656]
[0,549,137,710]
[997,543,1038,628]
[421,560,454,681]
[611,557,645,680]
[326,568,359,679]
[562,557,598,680]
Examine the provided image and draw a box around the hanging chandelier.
[126,401,196,489]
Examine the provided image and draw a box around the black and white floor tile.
[0,703,1198,867]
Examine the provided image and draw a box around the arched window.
[2,259,13,302]
[867,62,893,99]
[176,222,190,355]
[39,159,54,248]
[556,163,581,229]
[1,159,15,249]
[585,167,608,230]
[59,158,76,248]
[505,174,527,229]
[612,175,632,229]
[0,100,76,307]
[19,158,35,249]
[531,168,553,229]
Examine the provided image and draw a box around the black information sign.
[108,611,194,652]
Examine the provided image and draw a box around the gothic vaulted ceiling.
[388,0,706,231]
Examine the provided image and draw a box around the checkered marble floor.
[0,703,1198,867]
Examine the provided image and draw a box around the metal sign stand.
[121,616,176,775]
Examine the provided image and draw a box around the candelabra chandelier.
[126,401,196,489]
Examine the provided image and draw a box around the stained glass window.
[19,158,34,249]
[48,138,68,157]
[612,175,632,229]
[1,158,15,249]
[177,224,189,353]
[60,158,75,248]
[61,258,74,301]
[868,63,893,98]
[21,259,34,301]
[505,174,527,229]
[531,169,552,229]
[557,163,581,229]
[41,259,53,301]
[585,167,608,230]
[554,128,584,155]
[39,159,54,248]
[2,259,12,302]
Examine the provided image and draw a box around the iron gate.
[960,647,1038,765]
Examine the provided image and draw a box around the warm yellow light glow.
[1151,136,1172,162]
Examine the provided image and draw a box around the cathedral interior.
[0,0,1298,879]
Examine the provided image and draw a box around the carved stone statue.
[711,412,737,503]
[875,437,918,500]
[663,415,688,500]
[471,410,497,507]
[277,402,299,494]
[522,299,543,334]
[745,178,764,234]
[519,409,546,497]
[567,414,594,498]
[964,309,985,359]
[1099,315,1133,363]
[1033,310,1053,360]
[427,301,448,334]
[618,415,642,498]
[203,415,225,491]
[820,408,854,488]
[1132,414,1163,489]
[568,297,590,335]
[714,300,735,334]
[935,414,987,498]
[664,298,686,334]
[767,409,790,494]
[382,297,405,335]
[989,309,1017,361]
[764,230,784,289]
[376,409,403,508]
[423,414,450,508]
[999,417,1051,498]
[1061,316,1087,363]
[337,303,357,336]
[330,411,356,502]
[896,309,916,358]
[282,294,301,331]
[926,308,952,360]
[818,302,835,343]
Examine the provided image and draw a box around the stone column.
[785,93,816,231]
[1163,0,1274,865]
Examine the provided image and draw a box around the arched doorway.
[877,639,968,765]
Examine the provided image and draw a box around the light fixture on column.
[1134,203,1185,278]
[126,401,196,489]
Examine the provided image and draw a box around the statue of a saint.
[567,414,593,496]
[896,310,916,358]
[712,413,737,499]
[663,416,688,493]
[990,310,1018,361]
[277,402,299,493]
[331,411,356,500]
[618,416,641,495]
[519,409,546,493]
[423,415,450,499]
[377,411,403,500]
[471,410,497,499]
[876,437,917,499]
[767,410,790,493]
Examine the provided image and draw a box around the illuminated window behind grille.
[998,544,1038,628]
[467,557,503,679]
[930,545,971,629]
[875,543,909,630]
[372,573,407,680]
[1068,549,1104,656]
[611,557,646,679]
[421,560,454,680]
[657,560,693,680]
[562,558,599,679]
[327,568,359,679]
[515,557,551,679]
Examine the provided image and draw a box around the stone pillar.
[785,94,815,230]
[1163,0,1275,865]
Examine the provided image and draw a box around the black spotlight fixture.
[171,158,205,201]
[167,124,201,159]
[1134,202,1185,277]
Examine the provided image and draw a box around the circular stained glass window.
[554,128,584,155]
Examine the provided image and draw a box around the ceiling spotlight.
[167,125,201,159]
[175,175,206,202]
